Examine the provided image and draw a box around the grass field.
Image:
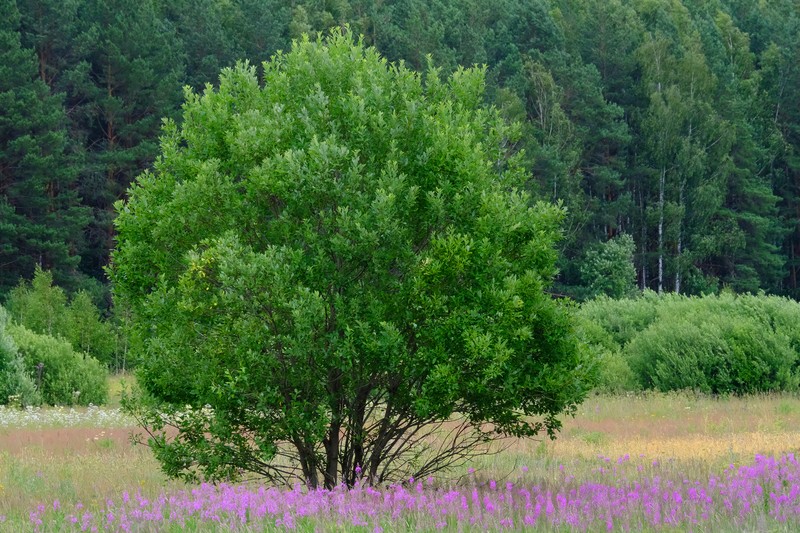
[2,383,800,531]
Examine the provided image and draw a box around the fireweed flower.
[22,454,800,531]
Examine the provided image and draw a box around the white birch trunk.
[640,186,647,290]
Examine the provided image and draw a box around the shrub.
[3,355,42,407]
[578,292,800,394]
[578,291,662,347]
[626,313,799,394]
[573,314,637,393]
[8,323,108,405]
[0,306,41,406]
[0,307,15,382]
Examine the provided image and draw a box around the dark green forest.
[2,0,800,303]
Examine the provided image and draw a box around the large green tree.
[111,32,594,489]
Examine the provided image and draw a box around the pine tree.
[158,0,240,90]
[64,0,185,279]
[0,0,89,294]
[738,1,800,296]
[231,0,292,61]
[15,0,81,89]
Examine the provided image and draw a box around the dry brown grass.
[468,392,800,481]
[555,392,800,459]
[0,427,187,520]
[0,426,134,455]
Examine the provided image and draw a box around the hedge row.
[577,291,800,394]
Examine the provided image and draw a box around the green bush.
[578,292,800,394]
[626,315,798,394]
[0,307,41,406]
[578,291,663,347]
[8,323,108,405]
[0,307,15,379]
[2,354,42,407]
[574,314,637,393]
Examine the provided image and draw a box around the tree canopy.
[111,31,594,489]
[0,0,88,293]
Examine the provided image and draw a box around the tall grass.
[1,390,800,530]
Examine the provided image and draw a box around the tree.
[15,0,82,89]
[581,234,637,299]
[227,0,292,71]
[157,0,244,91]
[5,266,115,366]
[63,0,185,280]
[0,0,89,294]
[111,31,595,489]
[736,1,800,296]
[5,266,69,337]
[65,290,115,367]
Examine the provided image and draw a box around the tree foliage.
[0,0,89,294]
[111,31,594,489]
[6,267,116,367]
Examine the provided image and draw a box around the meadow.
[2,378,800,532]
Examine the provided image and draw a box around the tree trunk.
[324,419,340,489]
[675,235,682,293]
[675,180,684,294]
[346,385,372,486]
[658,167,665,294]
[323,298,342,489]
[367,397,397,484]
[639,185,647,290]
[296,441,320,489]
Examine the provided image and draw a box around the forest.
[2,0,799,305]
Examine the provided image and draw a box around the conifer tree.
[0,0,88,294]
[64,0,185,279]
